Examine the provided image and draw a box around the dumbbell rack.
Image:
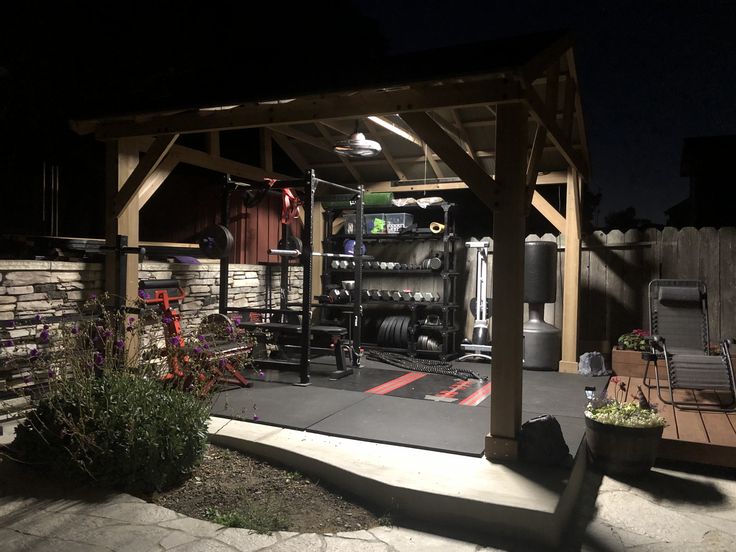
[320,202,460,359]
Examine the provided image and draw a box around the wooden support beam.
[316,124,363,183]
[260,128,273,172]
[172,143,293,181]
[105,139,140,305]
[364,171,567,193]
[86,77,523,139]
[364,119,407,180]
[401,111,500,209]
[137,155,178,207]
[486,102,528,462]
[113,134,178,218]
[524,84,589,181]
[269,125,333,153]
[520,33,573,83]
[450,108,480,162]
[531,191,566,233]
[272,132,308,173]
[368,115,444,177]
[205,131,220,156]
[559,168,582,373]
[566,49,591,172]
[561,72,576,141]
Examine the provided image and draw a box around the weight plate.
[395,316,406,348]
[399,316,410,348]
[386,316,399,347]
[198,224,235,258]
[377,316,390,344]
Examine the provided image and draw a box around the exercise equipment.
[198,224,235,259]
[522,240,561,370]
[365,349,482,380]
[139,279,250,391]
[459,238,492,362]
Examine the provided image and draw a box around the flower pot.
[611,348,652,378]
[584,415,664,476]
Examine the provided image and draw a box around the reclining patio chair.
[644,279,736,411]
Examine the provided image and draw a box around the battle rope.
[365,349,485,381]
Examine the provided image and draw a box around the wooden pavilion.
[72,31,590,461]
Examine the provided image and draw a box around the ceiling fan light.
[333,131,382,158]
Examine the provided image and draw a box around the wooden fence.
[463,227,736,355]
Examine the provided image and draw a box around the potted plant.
[584,377,667,475]
[611,328,652,378]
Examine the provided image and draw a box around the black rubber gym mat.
[309,394,490,456]
[521,371,592,418]
[211,383,368,430]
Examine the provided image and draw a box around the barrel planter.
[584,414,664,475]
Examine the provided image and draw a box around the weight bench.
[139,279,251,391]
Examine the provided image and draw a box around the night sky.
[356,0,736,225]
[1,1,735,235]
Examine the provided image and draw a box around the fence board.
[719,228,736,342]
[677,227,700,280]
[586,230,609,348]
[661,226,679,279]
[605,230,628,345]
[641,228,661,330]
[623,228,643,330]
[698,227,720,342]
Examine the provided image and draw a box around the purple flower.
[115,339,125,350]
[252,414,260,422]
[225,326,233,334]
[29,348,39,359]
[194,346,203,354]
[89,293,96,300]
[34,314,42,322]
[93,352,104,366]
[162,316,173,325]
[42,324,49,330]
[170,336,180,346]
[103,329,112,339]
[197,335,206,342]
[39,329,50,343]
[47,368,56,379]
[138,289,147,299]
[70,325,78,335]
[232,317,242,325]
[2,339,13,348]
[218,359,227,368]
[8,321,15,329]
[258,370,265,378]
[203,343,210,350]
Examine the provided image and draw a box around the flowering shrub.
[616,329,650,352]
[585,377,666,428]
[2,293,256,491]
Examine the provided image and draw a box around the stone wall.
[0,259,303,395]
[0,260,303,326]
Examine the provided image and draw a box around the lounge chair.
[644,279,736,411]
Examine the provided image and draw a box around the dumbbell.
[379,290,393,301]
[413,291,425,302]
[370,289,382,301]
[331,260,340,269]
[361,290,372,302]
[400,290,413,301]
[429,292,441,302]
[400,263,409,270]
[339,260,349,269]
[379,262,388,270]
[390,290,403,301]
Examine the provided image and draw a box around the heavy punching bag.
[523,241,561,370]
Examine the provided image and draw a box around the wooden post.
[559,168,582,372]
[105,139,140,304]
[486,103,528,462]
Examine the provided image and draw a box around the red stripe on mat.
[458,382,492,406]
[365,372,428,395]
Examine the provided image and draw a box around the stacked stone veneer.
[0,260,303,326]
[0,259,303,395]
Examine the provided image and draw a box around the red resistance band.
[264,178,302,225]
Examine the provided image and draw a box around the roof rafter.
[401,111,500,209]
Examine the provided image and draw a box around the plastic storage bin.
[364,213,387,234]
[343,213,363,235]
[385,213,414,234]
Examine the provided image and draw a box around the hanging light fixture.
[333,121,382,158]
